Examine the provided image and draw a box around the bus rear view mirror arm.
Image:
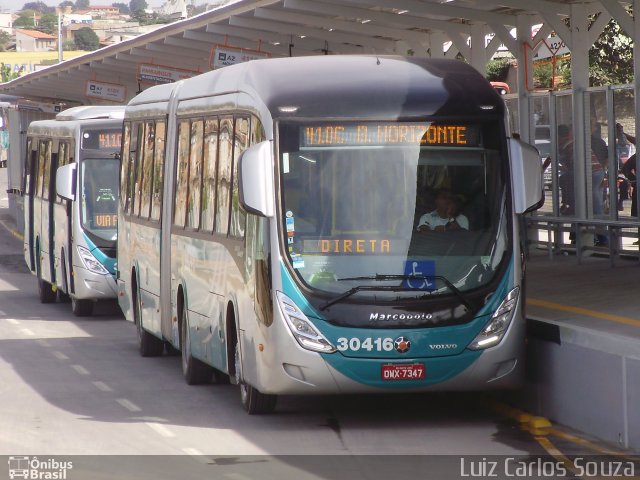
[238,140,275,217]
[508,138,543,214]
[56,163,76,201]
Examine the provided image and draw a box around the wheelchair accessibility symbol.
[403,260,436,290]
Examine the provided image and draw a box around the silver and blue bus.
[24,106,124,316]
[117,56,542,413]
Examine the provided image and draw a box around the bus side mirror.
[238,141,274,217]
[56,163,76,201]
[509,138,543,214]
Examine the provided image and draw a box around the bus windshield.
[279,121,510,304]
[80,159,119,242]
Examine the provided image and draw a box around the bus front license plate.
[381,363,425,381]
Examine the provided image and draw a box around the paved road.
[0,168,625,479]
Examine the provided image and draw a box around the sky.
[0,0,200,12]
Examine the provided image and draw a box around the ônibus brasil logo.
[8,456,73,480]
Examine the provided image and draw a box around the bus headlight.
[468,287,519,350]
[77,245,109,275]
[276,291,336,353]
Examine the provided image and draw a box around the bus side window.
[230,117,248,238]
[174,120,190,227]
[133,123,146,217]
[140,121,155,219]
[36,140,46,198]
[55,142,66,204]
[120,122,131,212]
[23,137,32,195]
[201,117,219,232]
[150,120,165,222]
[186,119,203,230]
[42,140,52,201]
[216,116,233,235]
[251,115,265,144]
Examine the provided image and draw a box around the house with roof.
[15,30,57,52]
[0,13,12,35]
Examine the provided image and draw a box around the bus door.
[38,139,54,283]
[47,142,58,285]
[23,138,36,271]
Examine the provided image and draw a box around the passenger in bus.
[416,189,469,232]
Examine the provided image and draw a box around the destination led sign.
[94,214,117,228]
[99,132,122,150]
[82,129,122,150]
[300,123,480,148]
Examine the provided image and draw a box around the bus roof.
[56,106,126,121]
[27,116,123,137]
[130,55,503,120]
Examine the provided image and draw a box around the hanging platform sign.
[85,80,126,103]
[210,44,270,69]
[138,63,197,84]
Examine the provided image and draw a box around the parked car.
[490,81,510,95]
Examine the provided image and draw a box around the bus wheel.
[134,288,163,357]
[36,254,56,304]
[71,297,93,316]
[234,338,277,414]
[165,342,180,356]
[180,308,212,385]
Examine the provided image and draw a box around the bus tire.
[71,297,93,316]
[36,251,56,304]
[235,338,277,414]
[134,285,163,357]
[180,307,212,385]
[165,342,180,356]
[213,369,230,384]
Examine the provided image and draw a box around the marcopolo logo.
[8,456,73,479]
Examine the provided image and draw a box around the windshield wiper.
[322,274,473,312]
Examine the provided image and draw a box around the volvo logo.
[394,336,411,353]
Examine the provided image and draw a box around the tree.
[129,0,148,20]
[485,58,511,82]
[557,9,634,89]
[13,14,36,29]
[588,13,633,87]
[0,31,12,52]
[59,1,74,9]
[21,1,52,13]
[75,0,90,9]
[1,63,23,83]
[74,27,100,51]
[112,2,130,14]
[37,13,58,35]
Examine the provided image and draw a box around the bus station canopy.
[0,0,634,106]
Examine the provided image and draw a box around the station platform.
[522,249,640,452]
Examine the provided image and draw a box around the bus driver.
[417,189,469,232]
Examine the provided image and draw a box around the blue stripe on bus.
[82,232,116,276]
[280,257,515,388]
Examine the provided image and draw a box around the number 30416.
[336,337,394,352]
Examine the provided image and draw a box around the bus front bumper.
[250,328,524,395]
[72,268,118,300]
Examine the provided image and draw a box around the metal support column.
[569,3,591,260]
[515,15,533,143]
[469,23,487,74]
[428,32,447,59]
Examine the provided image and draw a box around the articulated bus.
[117,56,542,414]
[24,106,124,316]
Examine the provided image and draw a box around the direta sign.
[138,63,196,84]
